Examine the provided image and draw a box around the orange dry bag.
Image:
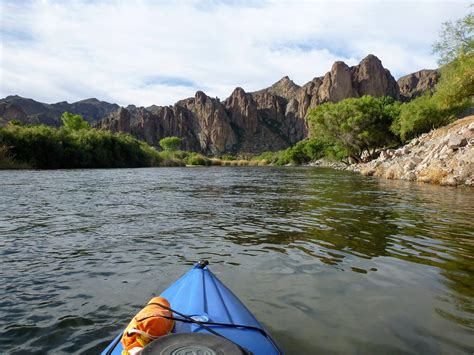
[121,297,174,355]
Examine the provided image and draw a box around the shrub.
[159,136,182,152]
[251,151,277,162]
[61,112,89,130]
[250,139,326,166]
[185,153,212,166]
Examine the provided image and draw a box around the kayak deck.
[102,263,281,354]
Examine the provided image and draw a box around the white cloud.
[0,0,470,106]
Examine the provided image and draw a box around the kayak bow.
[102,260,282,354]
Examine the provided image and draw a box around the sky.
[0,0,470,107]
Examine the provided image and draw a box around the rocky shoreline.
[310,116,474,187]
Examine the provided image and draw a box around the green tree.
[159,136,182,151]
[434,52,474,110]
[274,139,325,165]
[61,112,89,131]
[433,8,473,64]
[307,96,399,163]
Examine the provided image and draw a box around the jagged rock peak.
[232,87,246,95]
[224,87,252,109]
[253,75,301,100]
[331,61,350,70]
[351,54,399,99]
[276,75,294,85]
[192,91,209,104]
[360,53,382,64]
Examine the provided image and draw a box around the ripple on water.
[0,167,473,354]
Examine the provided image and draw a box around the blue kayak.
[102,260,282,354]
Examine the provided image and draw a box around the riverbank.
[2,117,472,187]
[320,115,473,187]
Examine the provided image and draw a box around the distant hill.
[0,96,119,126]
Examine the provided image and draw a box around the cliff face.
[2,54,434,154]
[95,54,400,154]
[397,69,440,102]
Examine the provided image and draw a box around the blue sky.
[0,0,470,106]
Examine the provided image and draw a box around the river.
[1,167,473,354]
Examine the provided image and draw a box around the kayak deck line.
[101,260,283,355]
[147,305,271,337]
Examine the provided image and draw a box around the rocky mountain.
[397,69,440,102]
[95,54,404,154]
[1,54,440,155]
[293,55,401,120]
[0,96,119,126]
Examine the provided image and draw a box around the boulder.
[394,147,410,156]
[379,149,395,160]
[448,135,467,149]
[405,171,417,181]
[405,157,422,171]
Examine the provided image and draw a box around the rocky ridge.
[95,54,406,154]
[351,116,474,186]
[1,54,439,154]
[0,96,119,126]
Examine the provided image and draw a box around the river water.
[1,167,473,354]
